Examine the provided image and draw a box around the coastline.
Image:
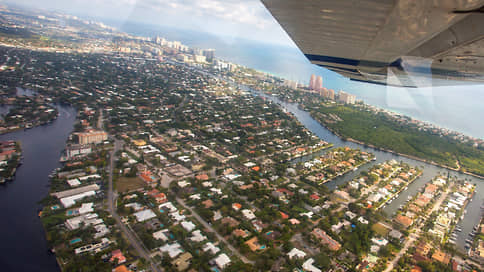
[310,113,484,180]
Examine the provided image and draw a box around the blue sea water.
[118,22,484,139]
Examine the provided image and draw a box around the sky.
[3,0,484,139]
[4,0,296,46]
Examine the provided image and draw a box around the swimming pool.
[69,238,82,245]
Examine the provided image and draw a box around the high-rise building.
[338,91,356,104]
[315,76,323,91]
[171,41,182,50]
[203,49,215,62]
[320,87,335,100]
[326,89,335,100]
[77,130,108,145]
[192,48,202,56]
[309,74,316,90]
[284,79,298,89]
[194,55,206,63]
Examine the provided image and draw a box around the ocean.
[117,22,484,139]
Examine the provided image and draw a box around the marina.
[255,90,484,253]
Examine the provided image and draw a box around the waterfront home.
[394,215,413,229]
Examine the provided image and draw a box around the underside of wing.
[262,0,484,87]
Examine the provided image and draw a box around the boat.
[353,167,358,171]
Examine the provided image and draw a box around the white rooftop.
[134,209,156,222]
[78,202,94,214]
[67,178,81,187]
[242,209,256,220]
[160,243,183,258]
[159,202,177,213]
[302,258,322,272]
[181,221,196,232]
[203,242,220,255]
[153,229,169,241]
[60,190,96,208]
[213,253,231,269]
[287,248,306,259]
[190,230,207,243]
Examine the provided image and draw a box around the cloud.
[135,0,275,30]
[5,0,294,45]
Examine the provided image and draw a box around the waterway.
[255,91,484,252]
[0,104,75,272]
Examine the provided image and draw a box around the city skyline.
[3,0,295,47]
[0,6,483,272]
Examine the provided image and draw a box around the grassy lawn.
[116,177,145,193]
[372,222,391,236]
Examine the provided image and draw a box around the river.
[255,91,484,252]
[0,104,76,272]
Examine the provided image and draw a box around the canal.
[0,104,75,272]
[255,91,483,252]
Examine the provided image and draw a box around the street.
[175,196,254,264]
[107,138,162,272]
[383,187,450,272]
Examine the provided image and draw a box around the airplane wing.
[261,0,484,87]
